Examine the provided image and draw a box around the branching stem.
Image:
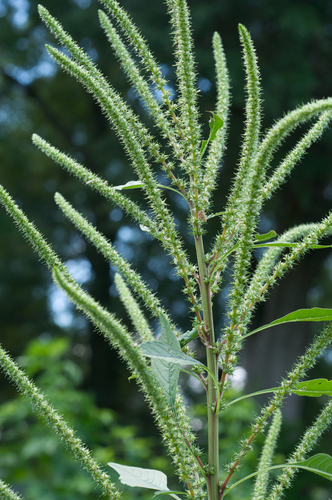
[195,233,219,500]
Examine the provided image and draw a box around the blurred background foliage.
[1,0,332,498]
[0,336,168,499]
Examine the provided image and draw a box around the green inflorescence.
[1,1,332,499]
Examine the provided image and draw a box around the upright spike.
[222,24,262,236]
[252,409,282,500]
[115,273,153,342]
[224,26,263,336]
[200,32,230,212]
[0,480,25,500]
[267,399,332,500]
[263,110,332,199]
[55,191,169,322]
[53,267,202,493]
[32,134,155,232]
[165,0,201,156]
[98,10,188,172]
[238,23,261,171]
[98,0,171,109]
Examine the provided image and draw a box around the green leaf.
[150,358,179,407]
[200,113,223,158]
[243,307,332,338]
[206,211,225,220]
[293,379,332,397]
[200,139,209,157]
[158,314,180,350]
[179,328,198,347]
[150,314,181,409]
[253,242,332,249]
[293,453,332,481]
[140,342,203,366]
[113,180,143,190]
[209,113,224,141]
[253,230,277,242]
[153,491,184,500]
[108,462,169,491]
[223,453,332,496]
[228,378,332,407]
[113,180,186,201]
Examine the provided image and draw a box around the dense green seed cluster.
[252,410,282,500]
[0,480,25,500]
[52,268,203,496]
[267,399,332,500]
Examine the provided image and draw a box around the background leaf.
[209,113,224,141]
[224,453,332,496]
[253,242,332,249]
[200,113,223,157]
[141,342,203,366]
[244,307,332,338]
[150,315,181,409]
[158,314,180,350]
[113,180,143,190]
[108,462,169,491]
[293,379,332,397]
[254,230,277,242]
[293,453,332,481]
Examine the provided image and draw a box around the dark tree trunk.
[241,255,323,421]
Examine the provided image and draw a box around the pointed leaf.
[151,357,180,409]
[108,463,169,491]
[158,314,180,350]
[229,378,332,407]
[113,180,143,190]
[179,328,198,347]
[254,241,332,249]
[209,113,224,141]
[253,241,293,249]
[150,314,181,408]
[206,211,225,220]
[223,454,332,496]
[254,230,277,242]
[293,453,332,481]
[113,181,184,200]
[244,307,332,338]
[293,379,332,397]
[200,139,209,157]
[153,491,184,500]
[200,113,223,158]
[140,342,204,366]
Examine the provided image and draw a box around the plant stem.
[195,234,219,500]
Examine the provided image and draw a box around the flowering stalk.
[0,480,25,500]
[1,2,332,499]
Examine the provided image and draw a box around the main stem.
[195,234,219,500]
